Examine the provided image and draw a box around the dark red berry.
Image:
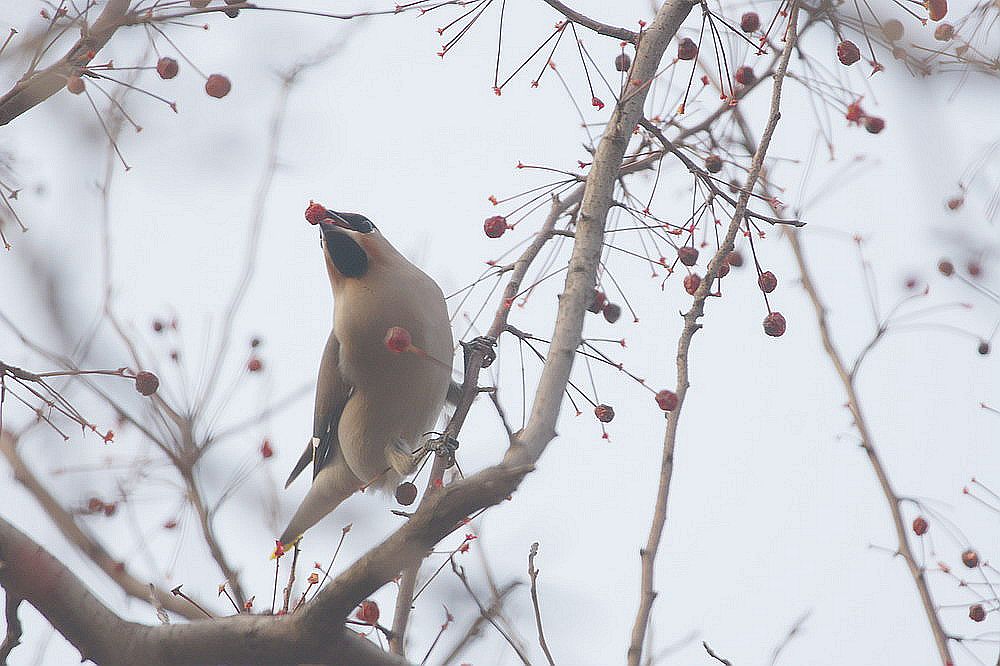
[602,302,621,323]
[938,259,954,276]
[384,327,412,353]
[395,481,418,506]
[152,320,165,332]
[734,66,755,86]
[912,516,928,535]
[978,341,990,355]
[837,40,861,66]
[758,271,778,293]
[588,290,607,314]
[247,357,263,372]
[882,19,904,41]
[134,371,160,396]
[726,250,744,267]
[947,196,964,210]
[961,549,979,568]
[740,11,760,33]
[763,312,786,337]
[970,604,986,622]
[677,38,698,61]
[927,0,948,21]
[484,215,508,238]
[205,74,231,98]
[260,439,274,459]
[356,600,380,625]
[934,23,954,40]
[594,404,615,423]
[704,154,723,173]
[156,57,179,79]
[614,53,631,72]
[655,389,678,411]
[66,76,85,94]
[305,201,329,225]
[864,116,885,134]
[678,246,699,266]
[683,273,701,295]
[967,261,982,277]
[103,502,118,517]
[87,497,104,513]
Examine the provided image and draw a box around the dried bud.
[763,312,787,337]
[135,371,160,396]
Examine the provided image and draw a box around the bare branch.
[527,542,555,666]
[538,0,640,43]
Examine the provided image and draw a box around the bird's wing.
[284,331,352,489]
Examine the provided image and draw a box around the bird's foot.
[461,335,497,371]
[423,432,460,469]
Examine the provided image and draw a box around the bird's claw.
[461,335,497,370]
[423,433,460,469]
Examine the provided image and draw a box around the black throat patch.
[325,229,368,278]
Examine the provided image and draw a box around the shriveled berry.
[961,549,979,568]
[978,341,990,355]
[205,74,231,98]
[305,201,329,225]
[678,246,699,266]
[594,404,615,423]
[135,371,160,396]
[837,40,861,66]
[704,154,723,173]
[740,11,760,33]
[683,273,701,295]
[734,66,755,86]
[484,215,508,238]
[395,481,418,506]
[726,250,744,267]
[926,0,948,21]
[67,76,85,94]
[882,19,904,41]
[602,302,622,323]
[655,389,678,411]
[247,357,263,372]
[384,326,412,353]
[758,271,778,293]
[677,38,698,61]
[864,116,885,134]
[763,312,786,337]
[912,516,928,535]
[947,196,964,210]
[588,289,607,314]
[156,57,179,79]
[938,259,954,276]
[356,600,380,625]
[969,604,986,622]
[260,439,274,459]
[615,53,631,72]
[934,23,954,40]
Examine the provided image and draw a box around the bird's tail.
[278,458,360,547]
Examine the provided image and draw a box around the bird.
[278,204,454,547]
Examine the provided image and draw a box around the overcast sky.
[1,1,998,664]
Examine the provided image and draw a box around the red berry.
[484,215,508,238]
[978,341,990,355]
[969,604,986,622]
[677,38,698,61]
[912,516,928,535]
[837,40,861,66]
[704,154,723,174]
[588,289,607,314]
[845,101,864,124]
[734,66,755,86]
[395,481,418,506]
[384,327,412,353]
[763,312,786,337]
[678,246,699,266]
[602,302,622,323]
[934,23,954,40]
[134,371,160,396]
[156,57,179,79]
[614,53,631,72]
[758,271,778,293]
[66,76,85,94]
[356,600,380,625]
[247,357,263,372]
[962,549,980,568]
[726,250,744,267]
[683,273,701,295]
[864,116,885,134]
[655,389,678,411]
[882,19,904,41]
[205,74,231,98]
[305,201,329,225]
[938,259,954,276]
[968,260,982,277]
[946,196,964,210]
[740,11,760,33]
[926,0,948,21]
[594,404,615,423]
[260,439,274,459]
[591,96,605,110]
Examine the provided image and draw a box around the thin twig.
[527,543,555,665]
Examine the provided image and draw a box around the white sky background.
[1,1,999,664]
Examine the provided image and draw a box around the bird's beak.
[323,210,353,231]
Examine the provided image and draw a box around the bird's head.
[311,207,381,280]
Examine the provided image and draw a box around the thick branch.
[627,5,801,665]
[538,0,639,43]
